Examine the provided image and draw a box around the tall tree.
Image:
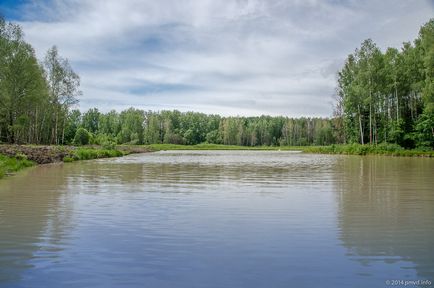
[43,46,81,144]
[0,17,49,144]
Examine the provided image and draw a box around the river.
[0,151,433,287]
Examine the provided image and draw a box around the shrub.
[63,156,74,162]
[74,128,91,145]
[102,141,116,150]
[72,148,124,161]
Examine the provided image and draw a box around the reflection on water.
[336,156,434,282]
[0,151,433,287]
[0,164,73,285]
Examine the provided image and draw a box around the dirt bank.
[0,145,152,165]
[0,145,73,164]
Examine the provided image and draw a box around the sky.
[1,0,433,117]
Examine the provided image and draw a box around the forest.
[0,16,433,149]
[335,19,434,148]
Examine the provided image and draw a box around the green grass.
[145,143,305,151]
[69,147,125,161]
[0,154,35,178]
[145,143,434,157]
[303,143,434,157]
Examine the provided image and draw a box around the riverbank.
[0,154,34,178]
[304,143,434,157]
[0,144,152,179]
[145,143,434,157]
[145,143,305,151]
[1,143,432,179]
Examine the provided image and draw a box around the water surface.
[1,151,433,287]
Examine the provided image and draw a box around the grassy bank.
[0,144,152,179]
[63,147,125,162]
[1,143,431,180]
[145,143,305,151]
[0,154,35,178]
[304,143,434,157]
[146,143,434,157]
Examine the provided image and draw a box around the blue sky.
[1,0,433,116]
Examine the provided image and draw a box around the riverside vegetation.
[0,145,153,179]
[0,16,433,177]
[146,143,434,157]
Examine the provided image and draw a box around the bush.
[74,148,94,160]
[74,128,91,145]
[63,156,74,162]
[72,148,124,161]
[102,141,116,150]
[375,143,403,152]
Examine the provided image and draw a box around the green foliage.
[0,17,80,145]
[93,133,117,149]
[304,143,432,157]
[205,130,220,144]
[43,45,81,144]
[0,17,49,144]
[117,127,132,144]
[73,128,91,145]
[72,148,123,160]
[0,154,34,178]
[102,141,116,150]
[414,110,434,148]
[64,109,82,144]
[65,108,335,148]
[335,18,434,149]
[63,156,74,162]
[82,108,100,134]
[147,143,304,151]
[387,119,405,144]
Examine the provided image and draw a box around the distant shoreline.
[145,143,434,157]
[1,143,432,179]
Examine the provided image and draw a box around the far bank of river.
[145,143,434,157]
[0,143,432,179]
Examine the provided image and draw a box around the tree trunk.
[369,86,372,145]
[8,111,14,144]
[358,105,364,145]
[395,85,399,122]
[55,112,58,145]
[35,109,39,144]
[61,114,65,145]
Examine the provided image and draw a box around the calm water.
[0,151,433,288]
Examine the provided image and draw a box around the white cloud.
[15,0,434,116]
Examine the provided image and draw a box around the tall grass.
[66,147,124,162]
[146,143,434,157]
[303,143,434,157]
[0,154,34,178]
[146,143,304,151]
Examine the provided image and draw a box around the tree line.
[64,108,336,146]
[334,19,434,148]
[1,15,433,148]
[0,17,81,145]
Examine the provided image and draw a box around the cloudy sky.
[1,0,433,116]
